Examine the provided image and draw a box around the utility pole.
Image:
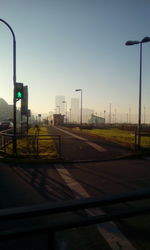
[144,106,146,124]
[109,103,111,124]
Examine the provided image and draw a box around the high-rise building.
[55,95,65,115]
[71,98,79,123]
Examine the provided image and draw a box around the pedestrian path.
[55,126,107,152]
[48,126,131,162]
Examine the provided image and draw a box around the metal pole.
[66,102,67,123]
[13,35,17,153]
[21,110,22,135]
[137,42,142,149]
[81,90,82,126]
[109,103,111,124]
[144,106,146,124]
[129,107,131,124]
[0,19,17,153]
[70,108,71,123]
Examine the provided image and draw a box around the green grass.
[75,128,150,148]
[6,126,59,159]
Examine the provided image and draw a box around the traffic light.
[21,86,28,115]
[16,82,23,100]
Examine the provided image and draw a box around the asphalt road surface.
[1,158,149,209]
[48,125,131,162]
[0,158,150,249]
[0,126,149,250]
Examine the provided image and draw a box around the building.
[70,98,79,123]
[82,108,94,123]
[0,98,24,123]
[0,98,13,121]
[89,114,105,126]
[55,95,65,115]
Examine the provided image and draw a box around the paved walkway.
[48,126,131,162]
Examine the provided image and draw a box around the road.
[0,125,149,249]
[0,157,150,250]
[48,125,131,162]
[1,158,149,208]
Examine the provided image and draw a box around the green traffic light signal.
[17,91,23,99]
[16,82,23,100]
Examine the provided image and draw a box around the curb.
[0,152,143,165]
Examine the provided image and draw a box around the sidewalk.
[48,126,131,162]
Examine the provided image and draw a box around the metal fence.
[0,132,61,158]
[0,129,13,152]
[0,188,150,249]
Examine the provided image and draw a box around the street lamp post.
[75,89,82,126]
[0,18,17,153]
[125,36,150,149]
[144,106,146,124]
[109,103,111,124]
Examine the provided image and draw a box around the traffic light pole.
[13,35,17,154]
[0,19,17,154]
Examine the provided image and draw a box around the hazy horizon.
[0,0,150,123]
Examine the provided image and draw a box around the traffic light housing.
[16,82,23,100]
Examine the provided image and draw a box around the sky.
[0,0,150,122]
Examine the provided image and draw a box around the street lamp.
[0,18,17,153]
[62,101,67,123]
[75,89,82,126]
[125,36,150,149]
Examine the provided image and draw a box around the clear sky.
[0,0,150,122]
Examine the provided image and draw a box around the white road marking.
[55,164,136,250]
[87,141,106,152]
[54,126,107,152]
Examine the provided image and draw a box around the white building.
[71,98,79,123]
[55,95,65,115]
[89,114,105,126]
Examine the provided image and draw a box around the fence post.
[36,137,39,156]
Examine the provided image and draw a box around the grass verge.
[73,128,150,149]
[4,126,59,160]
